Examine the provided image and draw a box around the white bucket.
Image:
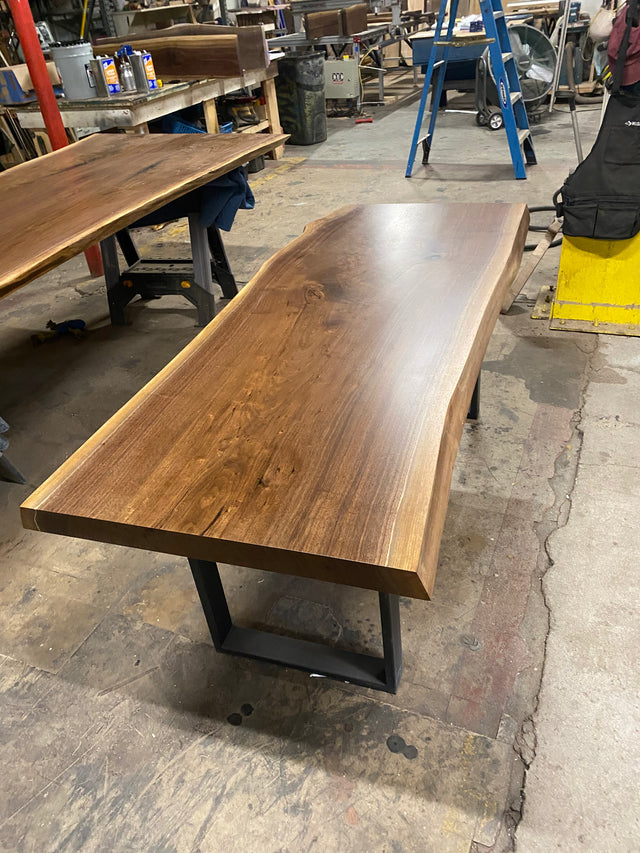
[51,41,96,101]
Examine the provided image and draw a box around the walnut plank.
[304,10,342,37]
[0,131,288,299]
[21,203,528,600]
[96,24,270,73]
[96,35,244,79]
[341,4,369,34]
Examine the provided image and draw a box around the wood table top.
[0,131,288,299]
[22,203,528,600]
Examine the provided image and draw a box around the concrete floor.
[1,83,638,852]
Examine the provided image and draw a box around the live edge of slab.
[21,203,529,601]
[0,131,289,300]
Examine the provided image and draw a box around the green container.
[275,53,327,145]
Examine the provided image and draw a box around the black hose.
[524,238,563,251]
[524,205,563,251]
[528,205,557,231]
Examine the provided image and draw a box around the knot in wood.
[305,285,325,302]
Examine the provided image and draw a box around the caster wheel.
[422,140,430,164]
[476,111,487,126]
[488,109,504,131]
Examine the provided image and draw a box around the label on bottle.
[143,53,158,89]
[101,57,121,94]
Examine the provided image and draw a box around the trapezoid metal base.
[188,558,403,693]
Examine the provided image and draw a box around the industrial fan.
[476,24,556,129]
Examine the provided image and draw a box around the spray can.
[141,50,158,90]
[116,47,136,92]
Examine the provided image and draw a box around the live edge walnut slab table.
[21,203,529,693]
[0,131,288,320]
[0,131,287,483]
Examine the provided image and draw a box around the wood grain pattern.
[96,24,270,73]
[21,203,528,600]
[340,4,369,35]
[304,10,342,38]
[0,131,287,299]
[96,35,246,79]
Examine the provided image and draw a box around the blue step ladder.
[405,0,537,179]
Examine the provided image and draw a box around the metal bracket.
[188,558,403,693]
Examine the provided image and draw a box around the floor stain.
[386,734,419,760]
[484,336,590,409]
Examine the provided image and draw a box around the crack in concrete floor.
[511,335,598,851]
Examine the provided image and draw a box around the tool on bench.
[405,0,536,178]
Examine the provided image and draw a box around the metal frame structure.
[189,558,403,693]
[101,219,236,327]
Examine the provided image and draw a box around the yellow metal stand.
[551,232,640,336]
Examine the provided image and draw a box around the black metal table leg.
[116,229,140,268]
[188,558,403,693]
[467,372,481,420]
[101,235,134,326]
[207,224,238,300]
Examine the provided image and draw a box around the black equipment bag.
[554,92,640,239]
[554,0,640,239]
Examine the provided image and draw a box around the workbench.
[21,202,529,692]
[10,66,283,157]
[0,131,287,481]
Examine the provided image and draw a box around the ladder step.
[435,37,495,45]
[510,91,522,104]
[502,51,513,62]
[494,10,505,17]
[518,129,531,145]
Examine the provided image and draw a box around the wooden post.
[262,77,284,159]
[202,98,220,133]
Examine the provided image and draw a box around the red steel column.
[7,0,104,277]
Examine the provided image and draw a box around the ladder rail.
[405,0,459,177]
[405,0,536,180]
